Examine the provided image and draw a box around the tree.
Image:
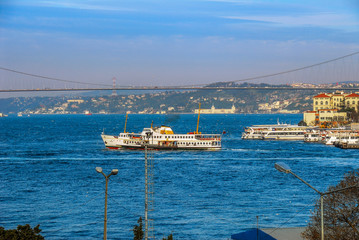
[298,120,307,126]
[162,233,173,240]
[133,217,144,240]
[302,170,359,240]
[0,224,44,240]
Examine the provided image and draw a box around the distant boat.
[84,110,92,115]
[17,113,23,117]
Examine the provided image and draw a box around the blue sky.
[0,0,358,89]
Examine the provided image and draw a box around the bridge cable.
[0,50,358,88]
[0,66,112,87]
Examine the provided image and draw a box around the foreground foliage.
[302,170,359,240]
[133,217,144,240]
[133,217,173,240]
[0,224,44,240]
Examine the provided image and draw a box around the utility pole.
[144,135,155,239]
[95,167,118,240]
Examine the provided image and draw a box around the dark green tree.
[0,224,44,240]
[133,217,144,240]
[302,170,359,240]
[162,233,173,240]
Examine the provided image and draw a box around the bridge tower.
[112,77,117,96]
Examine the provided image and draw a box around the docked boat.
[323,130,359,146]
[304,129,327,142]
[242,124,278,139]
[242,124,309,140]
[261,125,309,140]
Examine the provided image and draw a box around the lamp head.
[111,169,119,175]
[275,162,291,174]
[95,167,103,173]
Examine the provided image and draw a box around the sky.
[0,0,359,90]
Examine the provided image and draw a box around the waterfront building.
[304,109,347,126]
[304,91,359,126]
[313,92,359,111]
[194,105,236,114]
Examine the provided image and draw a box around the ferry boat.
[242,124,309,140]
[261,125,308,140]
[304,129,327,142]
[101,104,222,150]
[101,125,221,150]
[242,124,277,139]
[323,130,359,145]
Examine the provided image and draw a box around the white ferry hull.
[262,135,305,140]
[242,124,309,141]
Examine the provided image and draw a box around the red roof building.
[345,93,359,98]
[313,93,330,98]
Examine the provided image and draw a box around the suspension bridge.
[0,51,358,93]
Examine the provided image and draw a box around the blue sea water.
[0,114,358,240]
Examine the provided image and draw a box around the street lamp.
[96,167,119,240]
[275,162,357,240]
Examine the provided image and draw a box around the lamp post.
[96,167,119,240]
[275,162,357,240]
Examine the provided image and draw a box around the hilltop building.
[194,105,236,114]
[304,91,359,126]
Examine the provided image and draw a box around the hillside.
[1,82,357,115]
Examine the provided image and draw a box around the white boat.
[323,130,359,146]
[243,124,309,140]
[101,104,221,150]
[304,129,327,142]
[261,125,308,140]
[242,125,276,139]
[101,125,221,150]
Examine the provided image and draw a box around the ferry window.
[325,101,328,105]
[320,101,323,105]
[353,101,355,104]
[315,101,318,105]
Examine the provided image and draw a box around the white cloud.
[18,0,137,12]
[222,12,359,29]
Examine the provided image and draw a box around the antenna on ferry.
[124,113,128,133]
[151,120,153,129]
[196,102,201,134]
